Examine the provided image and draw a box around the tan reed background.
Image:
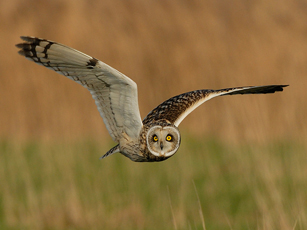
[0,0,306,144]
[1,1,307,229]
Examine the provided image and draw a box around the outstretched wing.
[142,85,288,127]
[16,36,143,142]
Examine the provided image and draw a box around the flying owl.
[16,36,288,162]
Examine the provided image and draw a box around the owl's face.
[146,125,181,158]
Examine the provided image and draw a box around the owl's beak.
[160,142,163,150]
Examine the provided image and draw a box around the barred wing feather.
[142,85,288,127]
[16,36,143,142]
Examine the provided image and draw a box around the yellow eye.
[166,135,172,142]
[153,135,158,142]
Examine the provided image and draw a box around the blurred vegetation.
[0,0,306,229]
[0,138,306,229]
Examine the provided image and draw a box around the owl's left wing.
[142,85,288,127]
[16,36,143,142]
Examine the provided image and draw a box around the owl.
[16,36,288,162]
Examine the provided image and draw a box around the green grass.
[0,137,306,230]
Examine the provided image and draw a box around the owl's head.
[146,124,181,159]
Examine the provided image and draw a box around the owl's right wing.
[142,85,288,127]
[16,36,143,142]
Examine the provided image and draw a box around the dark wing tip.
[16,42,32,57]
[269,84,289,93]
[20,36,37,42]
[17,49,26,56]
[277,84,289,90]
[16,36,42,58]
[218,84,289,96]
[256,84,289,94]
[15,43,25,48]
[16,36,41,48]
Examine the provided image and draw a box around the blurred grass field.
[1,138,306,229]
[1,0,307,229]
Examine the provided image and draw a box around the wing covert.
[142,85,288,127]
